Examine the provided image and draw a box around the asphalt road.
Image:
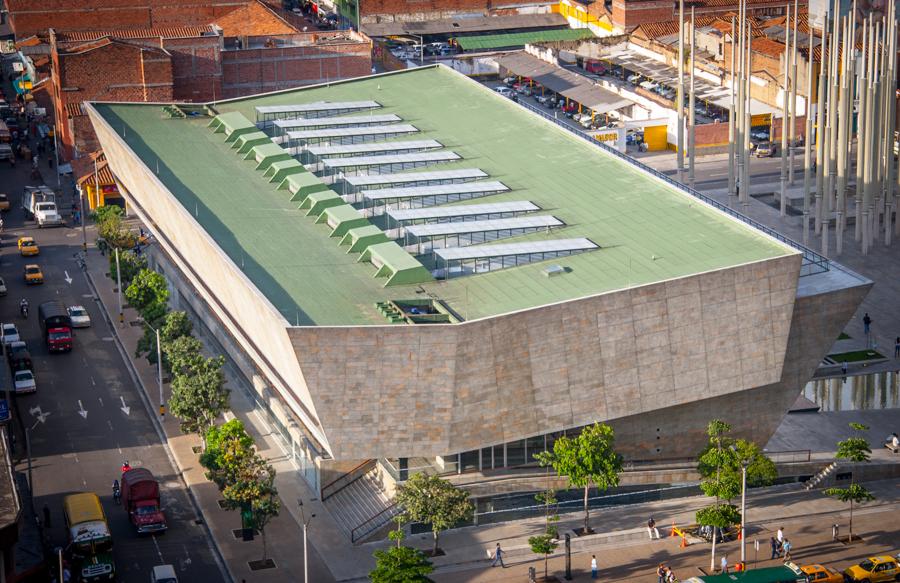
[1,160,225,582]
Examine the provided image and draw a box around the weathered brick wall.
[611,0,673,28]
[56,42,174,156]
[221,43,372,98]
[6,0,247,36]
[159,36,224,101]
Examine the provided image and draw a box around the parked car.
[24,264,43,285]
[843,556,900,582]
[1,323,20,347]
[503,76,517,86]
[6,341,28,364]
[754,142,776,157]
[627,73,642,84]
[751,129,770,141]
[535,95,552,105]
[799,564,842,583]
[151,564,178,583]
[67,305,92,328]
[13,369,36,394]
[18,236,39,256]
[494,86,513,97]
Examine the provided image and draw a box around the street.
[1,160,224,581]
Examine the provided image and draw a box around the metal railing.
[515,99,830,277]
[766,449,812,464]
[351,502,401,543]
[321,459,376,502]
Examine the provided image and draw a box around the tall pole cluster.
[811,1,899,255]
[728,0,754,211]
[677,0,685,181]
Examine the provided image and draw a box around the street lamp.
[142,320,165,417]
[731,445,749,569]
[298,500,315,583]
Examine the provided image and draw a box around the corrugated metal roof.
[498,52,633,113]
[457,28,596,51]
[362,13,567,37]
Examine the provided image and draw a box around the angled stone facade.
[290,254,802,459]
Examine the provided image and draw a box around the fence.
[515,99,830,277]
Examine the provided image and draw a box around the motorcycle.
[19,304,28,318]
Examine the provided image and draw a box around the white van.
[151,565,178,583]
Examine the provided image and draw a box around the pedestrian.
[74,210,80,224]
[841,361,848,376]
[591,555,598,579]
[863,313,872,335]
[894,337,899,358]
[782,539,792,561]
[721,554,728,574]
[647,516,660,539]
[43,504,51,528]
[657,563,666,583]
[776,526,784,545]
[491,543,505,568]
[770,536,779,559]
[665,567,677,583]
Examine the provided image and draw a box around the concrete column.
[855,22,868,242]
[815,25,828,233]
[728,16,737,206]
[688,9,696,188]
[802,26,814,245]
[788,0,799,186]
[743,26,752,211]
[677,0,685,180]
[836,17,850,255]
[780,2,790,217]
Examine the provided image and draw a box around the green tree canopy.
[535,423,622,534]
[94,206,137,250]
[168,354,229,441]
[200,420,255,489]
[528,533,558,579]
[136,310,193,369]
[824,423,875,541]
[165,335,205,377]
[370,546,434,583]
[109,249,146,287]
[125,269,169,319]
[395,473,473,556]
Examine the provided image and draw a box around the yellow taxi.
[17,236,39,256]
[844,556,900,582]
[801,564,843,583]
[24,264,43,285]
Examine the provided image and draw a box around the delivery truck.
[38,300,73,352]
[121,468,168,534]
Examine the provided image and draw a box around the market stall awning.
[497,52,634,114]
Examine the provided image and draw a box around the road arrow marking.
[64,271,73,284]
[120,396,130,416]
[77,400,88,419]
[29,406,50,424]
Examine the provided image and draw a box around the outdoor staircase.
[804,461,839,490]
[324,469,397,542]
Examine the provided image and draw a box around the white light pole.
[115,247,123,324]
[143,321,166,417]
[298,500,315,583]
[740,458,748,567]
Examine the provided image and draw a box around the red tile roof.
[214,0,300,37]
[634,16,716,39]
[55,25,216,44]
[74,152,116,186]
[752,36,787,58]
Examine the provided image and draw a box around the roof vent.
[543,264,568,277]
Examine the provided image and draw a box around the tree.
[528,533,558,580]
[535,487,559,539]
[109,249,146,286]
[125,269,169,319]
[93,206,136,250]
[136,310,193,369]
[824,422,875,541]
[200,420,255,489]
[535,423,622,534]
[165,335,205,376]
[168,354,229,442]
[370,546,434,583]
[394,473,473,556]
[696,420,743,570]
[697,427,777,492]
[222,451,279,561]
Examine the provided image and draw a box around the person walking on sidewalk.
[591,555,598,579]
[721,554,728,574]
[657,563,667,583]
[647,516,661,539]
[491,543,505,568]
[894,336,899,358]
[770,536,779,559]
[863,313,872,337]
[782,539,792,561]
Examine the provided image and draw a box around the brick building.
[4,0,247,38]
[50,35,174,157]
[612,0,787,31]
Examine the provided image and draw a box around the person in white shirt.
[721,555,728,574]
[591,555,598,579]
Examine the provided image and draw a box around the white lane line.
[152,535,164,563]
[98,397,104,407]
[90,377,96,387]
[107,420,114,432]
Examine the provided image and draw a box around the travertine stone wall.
[290,254,803,459]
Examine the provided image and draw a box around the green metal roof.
[90,65,793,326]
[209,111,256,142]
[456,28,596,51]
[319,204,370,238]
[359,242,433,287]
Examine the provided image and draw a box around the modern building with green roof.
[87,65,869,526]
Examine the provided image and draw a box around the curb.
[79,255,235,583]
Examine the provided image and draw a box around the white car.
[13,370,36,394]
[1,323,20,347]
[150,564,178,583]
[494,86,513,97]
[67,305,91,328]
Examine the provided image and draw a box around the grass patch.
[828,349,886,363]
[838,332,851,340]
